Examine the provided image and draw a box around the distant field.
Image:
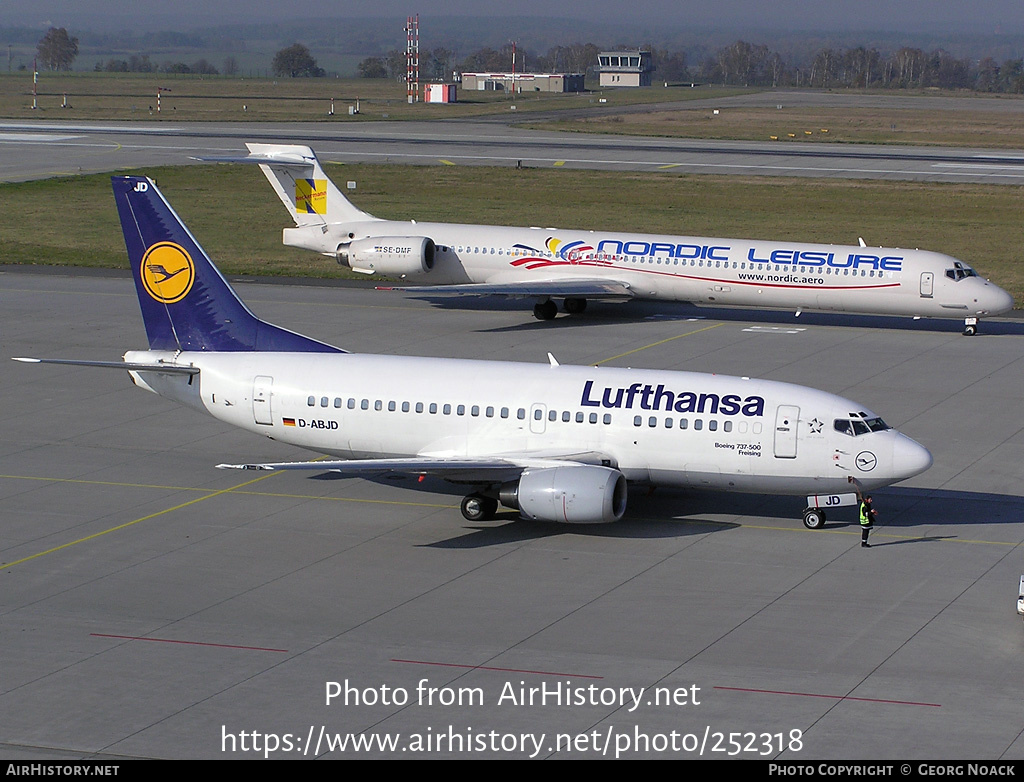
[0,72,747,122]
[9,71,1024,151]
[2,162,1021,303]
[529,104,1024,148]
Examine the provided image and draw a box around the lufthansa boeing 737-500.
[15,176,932,528]
[208,143,1012,335]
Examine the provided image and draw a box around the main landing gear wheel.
[802,508,827,530]
[461,494,498,521]
[563,297,588,315]
[963,324,978,336]
[533,300,557,321]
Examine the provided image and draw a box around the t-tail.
[197,143,377,256]
[112,175,343,354]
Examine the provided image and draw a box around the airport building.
[459,72,585,93]
[598,50,654,87]
[424,83,457,103]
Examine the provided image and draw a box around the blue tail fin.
[112,176,343,354]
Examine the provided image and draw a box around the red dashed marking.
[92,633,287,653]
[392,658,603,679]
[715,685,940,707]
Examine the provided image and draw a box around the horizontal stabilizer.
[193,150,316,169]
[13,357,199,375]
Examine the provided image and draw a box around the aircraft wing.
[217,449,615,484]
[376,279,635,300]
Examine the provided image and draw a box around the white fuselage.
[127,349,932,496]
[294,218,1012,319]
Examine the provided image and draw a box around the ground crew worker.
[860,495,877,547]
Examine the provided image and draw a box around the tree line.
[28,26,1024,93]
[698,40,1024,92]
[357,39,1024,94]
[94,54,232,75]
[33,28,321,78]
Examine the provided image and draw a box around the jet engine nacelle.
[499,465,628,524]
[336,236,435,276]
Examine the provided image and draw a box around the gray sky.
[3,0,1024,34]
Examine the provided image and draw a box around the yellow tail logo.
[295,179,327,215]
[141,242,195,303]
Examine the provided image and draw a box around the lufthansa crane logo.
[855,451,878,472]
[140,242,195,303]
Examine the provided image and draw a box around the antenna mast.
[406,14,420,103]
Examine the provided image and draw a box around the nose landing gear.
[802,507,827,529]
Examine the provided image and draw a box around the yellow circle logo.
[140,242,195,303]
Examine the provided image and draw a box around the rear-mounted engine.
[336,236,435,276]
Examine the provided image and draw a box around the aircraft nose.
[892,433,932,481]
[984,284,1014,316]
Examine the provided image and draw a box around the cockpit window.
[834,417,890,436]
[945,262,978,282]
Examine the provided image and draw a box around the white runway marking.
[0,132,82,141]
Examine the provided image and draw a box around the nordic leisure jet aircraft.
[206,144,1013,335]
[15,176,933,528]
